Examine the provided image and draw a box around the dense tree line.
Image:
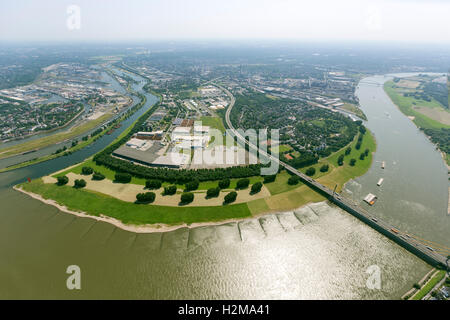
[422,128,450,155]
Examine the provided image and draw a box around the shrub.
[92,172,105,180]
[364,148,370,156]
[218,178,230,189]
[349,159,356,166]
[236,178,250,190]
[115,172,132,183]
[287,175,300,185]
[224,191,237,204]
[319,164,329,172]
[180,192,194,204]
[136,192,156,203]
[81,166,94,175]
[74,179,86,188]
[145,179,162,189]
[345,147,352,155]
[185,180,199,192]
[305,167,316,176]
[164,185,177,195]
[263,175,276,184]
[250,182,263,194]
[206,187,220,198]
[57,175,69,186]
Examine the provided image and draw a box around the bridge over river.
[220,83,449,270]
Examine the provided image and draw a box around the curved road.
[219,82,448,268]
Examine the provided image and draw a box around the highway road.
[218,82,449,268]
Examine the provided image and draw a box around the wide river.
[0,73,447,299]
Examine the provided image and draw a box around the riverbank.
[14,183,299,233]
[14,122,376,228]
[383,79,450,166]
[0,88,142,173]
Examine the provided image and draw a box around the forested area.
[230,90,361,162]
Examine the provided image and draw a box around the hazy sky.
[1,0,449,43]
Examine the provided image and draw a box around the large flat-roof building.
[136,131,163,140]
[152,153,189,168]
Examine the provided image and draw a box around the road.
[219,82,449,268]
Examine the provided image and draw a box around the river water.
[0,73,446,299]
[345,74,449,247]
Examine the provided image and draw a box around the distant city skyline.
[1,0,450,44]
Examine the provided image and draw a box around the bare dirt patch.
[52,173,270,207]
[413,106,450,125]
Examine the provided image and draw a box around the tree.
[164,185,177,195]
[136,192,156,203]
[364,148,370,156]
[145,179,162,189]
[305,167,316,176]
[180,192,194,204]
[263,174,276,184]
[224,191,237,204]
[206,187,220,198]
[57,175,69,186]
[288,175,300,185]
[337,154,344,166]
[251,182,263,194]
[185,180,199,192]
[320,164,329,172]
[359,153,366,160]
[355,142,361,150]
[74,179,86,188]
[349,159,356,166]
[236,178,250,189]
[81,166,93,175]
[413,283,421,290]
[218,178,230,189]
[92,172,105,180]
[345,147,352,155]
[115,172,131,183]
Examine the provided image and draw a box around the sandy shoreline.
[13,185,302,234]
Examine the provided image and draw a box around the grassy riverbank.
[17,128,376,225]
[0,113,113,160]
[384,81,449,130]
[19,179,252,226]
[384,80,450,165]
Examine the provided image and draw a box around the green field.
[263,171,303,195]
[20,179,251,226]
[411,270,446,300]
[384,81,450,130]
[341,103,367,120]
[200,116,226,133]
[276,144,293,153]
